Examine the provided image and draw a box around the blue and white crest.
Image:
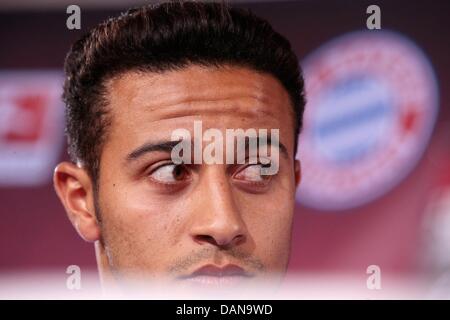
[296,31,439,211]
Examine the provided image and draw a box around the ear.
[294,159,301,188]
[53,161,100,242]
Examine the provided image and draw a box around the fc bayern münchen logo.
[296,31,439,211]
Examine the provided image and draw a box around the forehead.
[103,64,294,152]
[106,64,292,120]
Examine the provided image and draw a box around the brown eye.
[234,164,270,182]
[149,163,188,183]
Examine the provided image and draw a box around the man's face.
[58,65,300,291]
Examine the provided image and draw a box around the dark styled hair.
[63,0,305,183]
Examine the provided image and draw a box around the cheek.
[97,183,185,271]
[238,183,295,266]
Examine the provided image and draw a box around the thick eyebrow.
[246,136,289,159]
[126,140,182,162]
[125,136,290,162]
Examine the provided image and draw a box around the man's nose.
[189,168,247,249]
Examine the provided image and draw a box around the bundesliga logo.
[296,31,439,211]
[0,71,65,186]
